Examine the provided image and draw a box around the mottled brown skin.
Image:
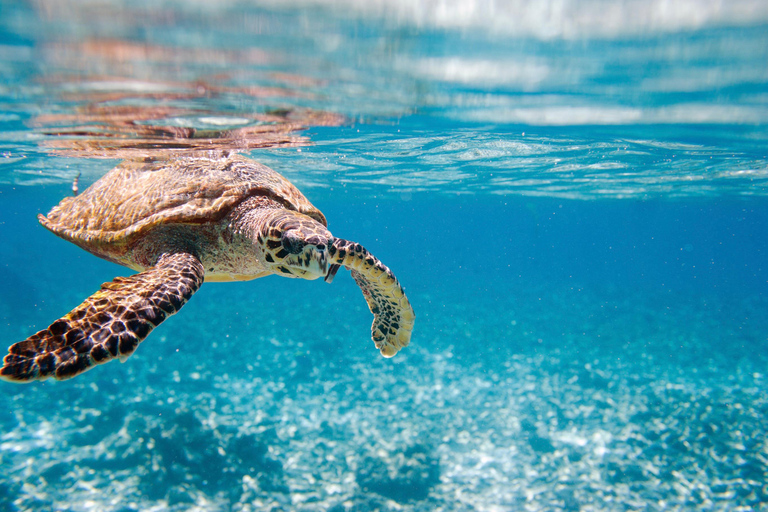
[328,239,412,356]
[0,154,414,382]
[2,253,203,381]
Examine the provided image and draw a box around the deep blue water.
[1,1,767,511]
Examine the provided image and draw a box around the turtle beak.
[324,264,341,283]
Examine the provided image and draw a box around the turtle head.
[258,210,335,281]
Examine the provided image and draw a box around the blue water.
[1,1,767,511]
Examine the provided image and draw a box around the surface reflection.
[26,28,344,159]
[33,96,345,159]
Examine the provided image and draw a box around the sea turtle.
[0,154,414,382]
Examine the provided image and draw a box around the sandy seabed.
[1,281,766,512]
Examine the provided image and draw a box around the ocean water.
[1,1,767,510]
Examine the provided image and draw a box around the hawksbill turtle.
[0,154,414,382]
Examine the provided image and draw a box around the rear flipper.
[329,238,415,357]
[0,252,204,382]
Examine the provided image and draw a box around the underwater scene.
[1,0,767,510]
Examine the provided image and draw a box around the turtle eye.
[281,231,305,254]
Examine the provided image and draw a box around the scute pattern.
[0,253,204,382]
[328,238,415,357]
[39,154,326,250]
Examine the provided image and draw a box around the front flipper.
[328,239,415,357]
[0,252,204,382]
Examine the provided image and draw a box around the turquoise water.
[1,1,767,510]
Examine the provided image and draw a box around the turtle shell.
[40,154,326,249]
